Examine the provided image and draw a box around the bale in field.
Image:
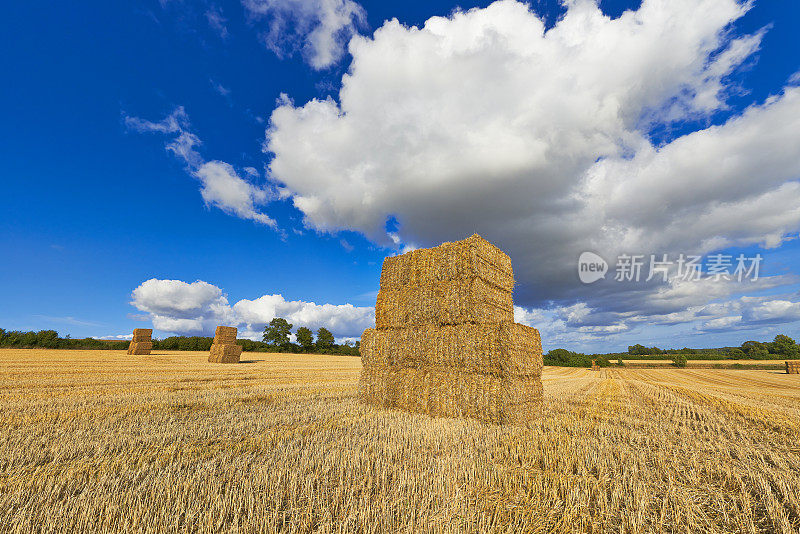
[128,328,153,355]
[361,323,542,376]
[360,234,543,425]
[787,361,800,374]
[591,359,599,371]
[375,277,513,328]
[208,326,242,363]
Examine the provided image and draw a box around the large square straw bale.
[375,277,513,328]
[131,328,153,342]
[128,341,153,355]
[787,361,800,374]
[359,364,542,425]
[213,326,238,344]
[380,234,514,292]
[209,343,242,363]
[361,323,542,376]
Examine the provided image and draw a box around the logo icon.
[578,252,608,284]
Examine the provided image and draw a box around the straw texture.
[131,329,153,342]
[787,361,800,374]
[375,277,513,328]
[209,326,241,363]
[379,234,514,293]
[359,365,542,425]
[213,326,238,345]
[360,234,542,425]
[208,344,243,364]
[128,342,153,355]
[361,323,542,376]
[128,329,153,355]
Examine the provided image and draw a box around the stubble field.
[1,349,799,533]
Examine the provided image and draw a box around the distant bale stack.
[360,234,543,425]
[787,361,800,374]
[591,359,600,371]
[127,329,152,355]
[208,326,242,363]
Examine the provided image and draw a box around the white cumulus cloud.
[264,0,800,325]
[131,278,374,339]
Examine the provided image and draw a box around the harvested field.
[1,349,799,532]
[622,359,789,365]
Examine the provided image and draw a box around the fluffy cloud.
[233,294,374,336]
[195,161,276,225]
[243,0,366,69]
[692,296,800,333]
[131,278,374,339]
[265,0,800,327]
[124,108,276,227]
[131,279,237,334]
[743,299,800,324]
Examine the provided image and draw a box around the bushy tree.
[316,327,334,350]
[771,334,799,358]
[544,349,609,368]
[673,354,688,368]
[726,347,745,359]
[741,340,769,359]
[263,318,293,347]
[628,344,662,355]
[296,327,314,351]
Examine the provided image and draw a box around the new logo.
[578,252,608,284]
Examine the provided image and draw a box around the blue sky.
[2,0,799,352]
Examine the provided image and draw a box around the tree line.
[0,329,130,350]
[2,326,796,367]
[546,334,800,368]
[624,334,799,360]
[0,324,360,356]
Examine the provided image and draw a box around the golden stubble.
[0,349,799,533]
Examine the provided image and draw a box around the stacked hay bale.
[787,361,800,374]
[208,326,242,363]
[360,234,543,425]
[127,328,152,355]
[591,359,600,371]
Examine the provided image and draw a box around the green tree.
[316,327,334,350]
[263,318,293,347]
[628,344,648,355]
[36,330,60,348]
[726,347,745,359]
[296,327,314,352]
[673,354,688,368]
[741,340,769,359]
[771,334,799,358]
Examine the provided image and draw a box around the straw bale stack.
[209,326,242,363]
[375,278,513,328]
[591,359,599,372]
[787,361,800,374]
[213,326,238,344]
[360,234,543,425]
[127,328,152,355]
